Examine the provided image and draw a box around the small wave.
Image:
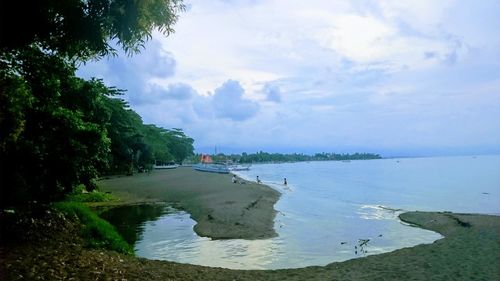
[377,205,404,212]
[357,205,403,220]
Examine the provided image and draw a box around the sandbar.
[97,167,281,239]
[2,166,500,280]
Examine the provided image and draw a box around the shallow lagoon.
[100,155,500,269]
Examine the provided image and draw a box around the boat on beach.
[154,162,179,169]
[193,154,250,173]
[193,162,230,173]
[193,154,231,173]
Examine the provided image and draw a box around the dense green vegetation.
[0,0,184,60]
[97,204,167,245]
[195,151,382,163]
[66,184,116,203]
[53,202,133,255]
[0,0,191,207]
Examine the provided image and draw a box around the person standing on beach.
[284,177,287,185]
[256,176,261,183]
[232,175,237,184]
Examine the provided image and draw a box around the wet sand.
[97,167,281,239]
[2,167,499,280]
[3,209,499,280]
[95,167,500,280]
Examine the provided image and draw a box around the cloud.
[211,80,259,121]
[77,39,176,105]
[152,83,196,101]
[130,82,196,104]
[76,0,500,155]
[136,41,176,78]
[262,83,282,103]
[424,51,437,59]
[192,95,214,119]
[163,83,196,100]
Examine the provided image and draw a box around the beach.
[2,167,499,280]
[97,167,281,240]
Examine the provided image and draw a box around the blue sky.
[77,0,500,156]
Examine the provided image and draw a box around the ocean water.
[101,155,500,269]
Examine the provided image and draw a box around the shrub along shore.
[1,167,499,280]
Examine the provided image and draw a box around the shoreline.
[97,167,281,240]
[2,209,499,280]
[2,167,499,279]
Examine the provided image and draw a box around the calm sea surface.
[100,155,500,269]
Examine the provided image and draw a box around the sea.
[100,155,500,270]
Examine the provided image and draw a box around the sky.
[77,0,500,157]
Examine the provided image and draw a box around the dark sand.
[2,167,499,280]
[97,167,281,239]
[2,209,499,280]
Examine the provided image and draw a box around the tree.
[0,0,185,60]
[101,96,144,174]
[141,125,174,165]
[0,0,192,207]
[139,126,194,165]
[0,48,111,205]
[165,128,194,163]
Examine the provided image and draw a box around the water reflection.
[94,155,500,269]
[135,210,280,269]
[99,204,283,269]
[100,203,441,269]
[98,203,168,245]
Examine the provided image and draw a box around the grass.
[66,191,115,202]
[66,184,116,203]
[53,201,133,255]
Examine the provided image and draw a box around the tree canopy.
[192,151,382,164]
[0,0,192,207]
[0,0,184,60]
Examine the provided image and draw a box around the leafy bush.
[67,190,115,203]
[53,202,133,255]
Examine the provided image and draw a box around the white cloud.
[77,39,177,104]
[201,79,259,121]
[324,15,396,63]
[77,0,500,155]
[378,0,456,30]
[262,83,282,103]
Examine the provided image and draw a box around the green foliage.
[0,47,195,206]
[53,202,133,255]
[194,151,382,164]
[0,71,33,151]
[102,101,194,174]
[0,0,185,60]
[0,0,194,207]
[139,125,194,166]
[67,191,116,203]
[164,128,195,164]
[0,48,111,205]
[141,124,174,165]
[98,204,166,245]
